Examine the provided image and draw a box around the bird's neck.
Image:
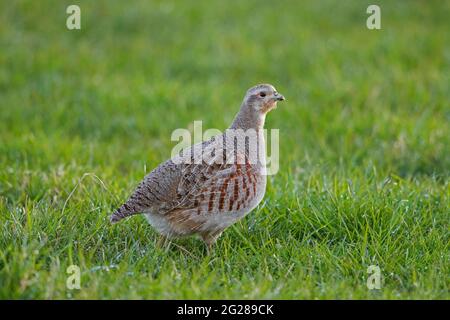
[229,104,266,131]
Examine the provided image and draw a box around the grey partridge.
[110,84,285,250]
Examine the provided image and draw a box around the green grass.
[0,0,449,299]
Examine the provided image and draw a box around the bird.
[110,84,285,251]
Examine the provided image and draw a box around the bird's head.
[243,83,285,114]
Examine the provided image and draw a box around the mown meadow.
[0,0,448,298]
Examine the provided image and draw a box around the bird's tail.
[109,203,137,224]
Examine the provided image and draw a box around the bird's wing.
[111,135,253,222]
[171,136,256,214]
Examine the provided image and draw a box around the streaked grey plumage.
[110,84,285,250]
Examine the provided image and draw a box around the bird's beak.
[273,93,285,101]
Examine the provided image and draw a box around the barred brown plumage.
[110,84,285,251]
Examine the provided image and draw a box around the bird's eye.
[259,92,266,97]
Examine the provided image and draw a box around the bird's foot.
[156,234,171,250]
[201,231,222,255]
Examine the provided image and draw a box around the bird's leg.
[201,231,222,254]
[205,241,214,255]
[156,234,170,249]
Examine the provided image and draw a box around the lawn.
[0,0,449,299]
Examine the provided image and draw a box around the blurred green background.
[0,0,448,299]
